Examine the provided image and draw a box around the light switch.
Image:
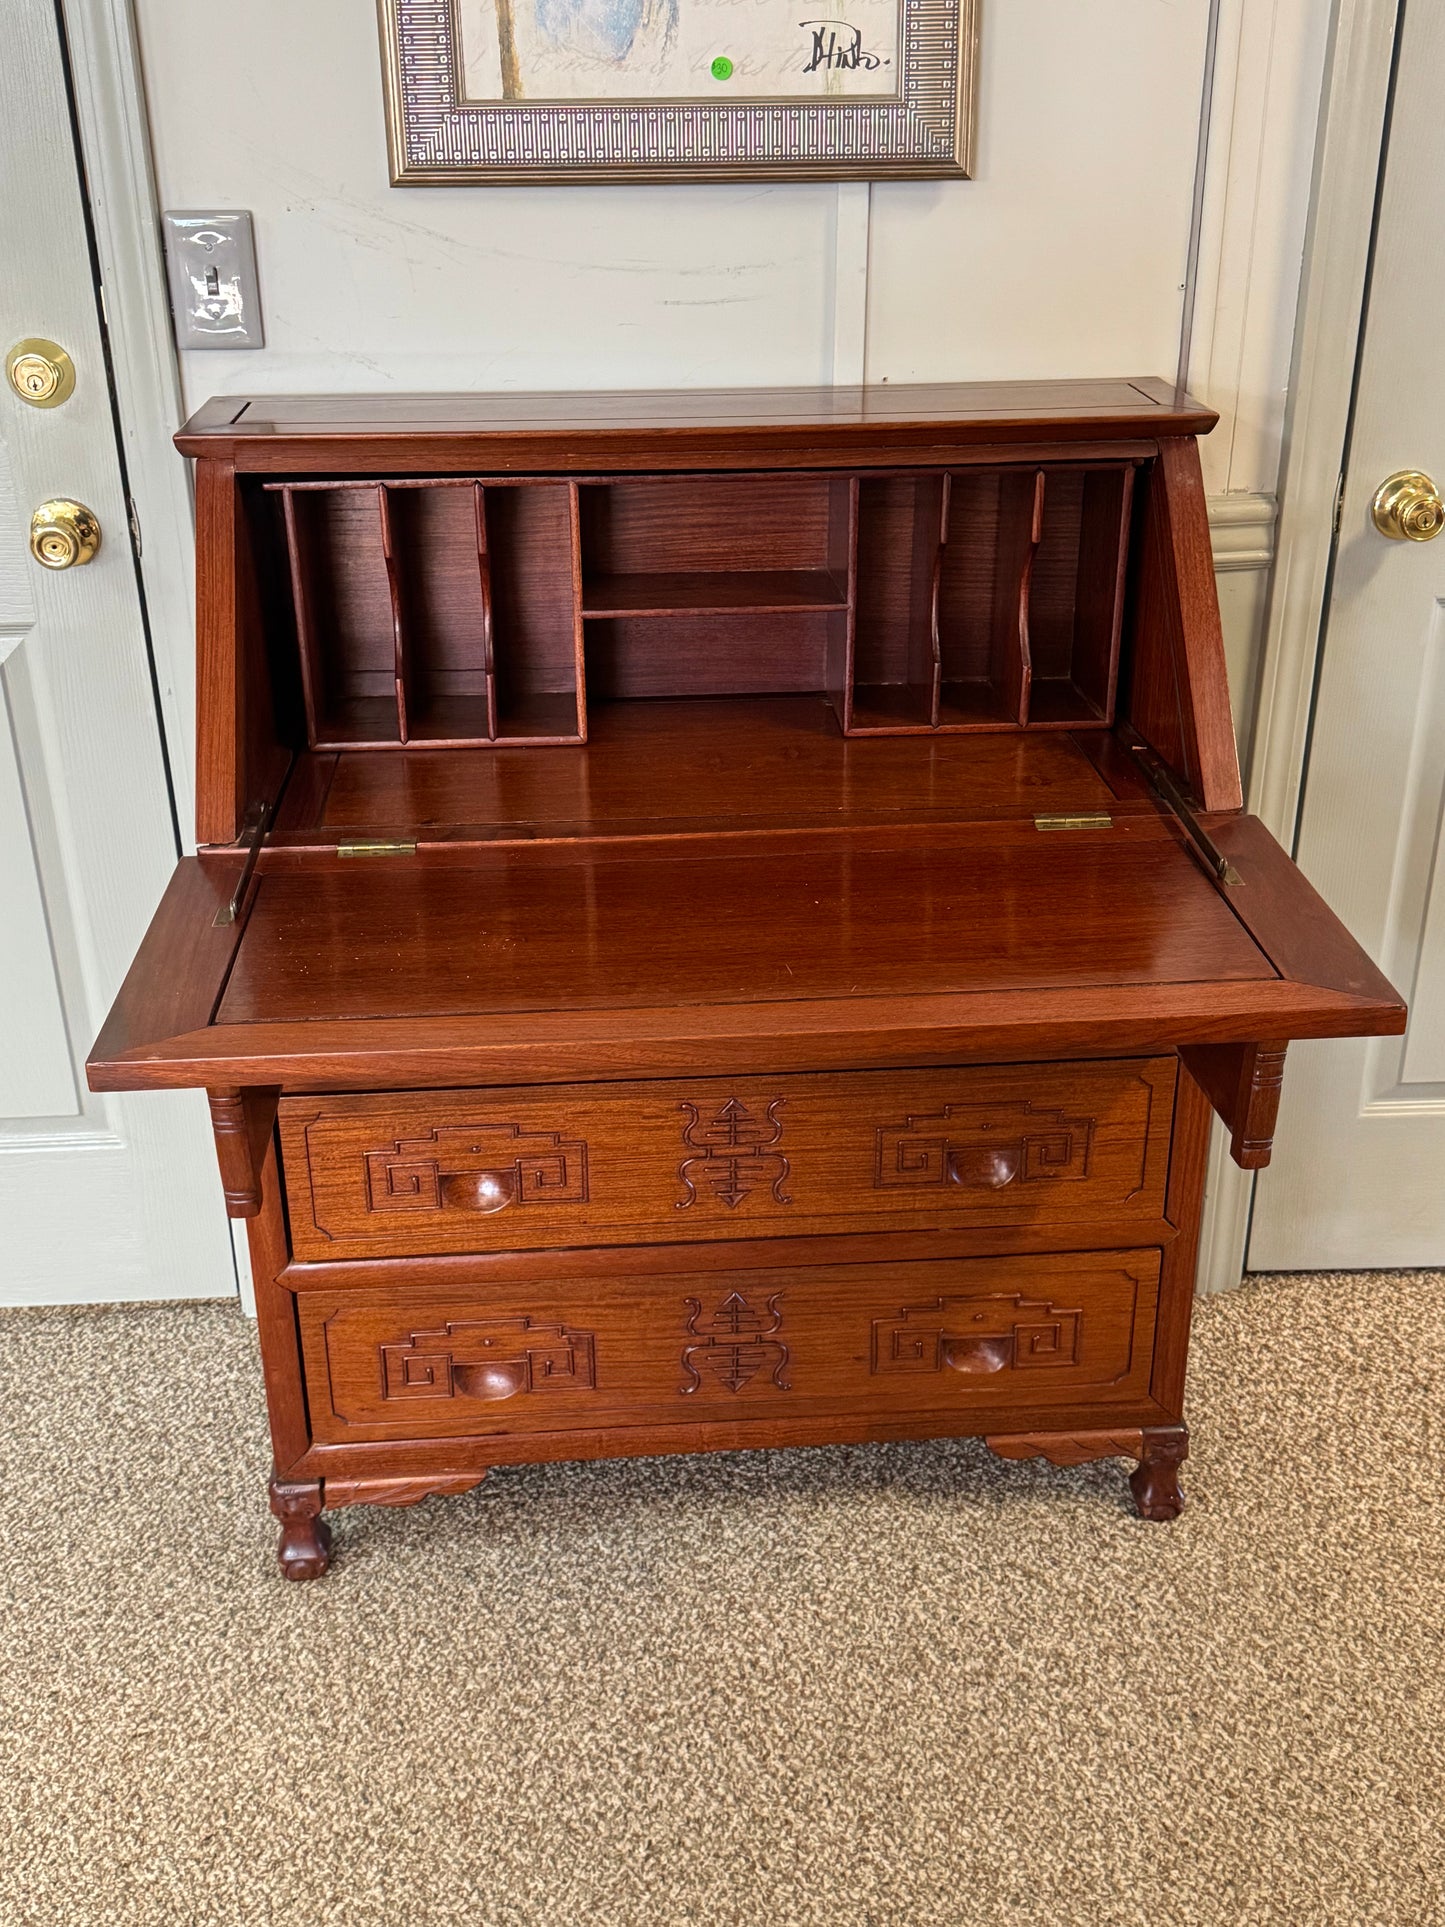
[162,211,264,349]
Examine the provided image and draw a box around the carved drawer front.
[296,1248,1162,1444]
[279,1058,1175,1263]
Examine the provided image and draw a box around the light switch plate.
[162,211,264,349]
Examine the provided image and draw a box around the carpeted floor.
[0,1271,1441,1927]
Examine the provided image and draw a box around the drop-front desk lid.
[89,709,1403,1095]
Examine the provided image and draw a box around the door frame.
[52,0,254,1302]
[1196,0,1404,1291]
[60,0,197,826]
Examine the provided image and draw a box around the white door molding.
[59,0,198,841]
[1194,0,1403,1294]
[1208,491,1278,571]
[1246,0,1402,843]
[1187,0,1332,498]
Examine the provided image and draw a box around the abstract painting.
[378,0,977,182]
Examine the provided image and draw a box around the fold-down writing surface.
[217,823,1273,1028]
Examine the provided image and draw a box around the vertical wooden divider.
[1023,468,1044,721]
[992,469,1042,726]
[567,481,589,741]
[377,485,410,743]
[926,473,950,726]
[828,476,860,730]
[1095,464,1135,723]
[280,485,323,749]
[471,483,499,740]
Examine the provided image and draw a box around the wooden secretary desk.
[88,379,1405,1580]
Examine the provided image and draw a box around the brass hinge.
[337,839,418,858]
[1034,812,1113,831]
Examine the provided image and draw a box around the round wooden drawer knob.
[946,1143,1020,1189]
[451,1360,527,1401]
[440,1168,515,1212]
[941,1335,1012,1374]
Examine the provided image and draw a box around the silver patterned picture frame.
[378,0,978,184]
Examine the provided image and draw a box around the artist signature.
[800,20,888,71]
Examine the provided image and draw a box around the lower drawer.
[297,1248,1161,1444]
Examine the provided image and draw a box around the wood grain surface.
[175,378,1217,473]
[218,823,1272,1027]
[297,1247,1163,1444]
[279,1058,1176,1261]
[291,699,1144,838]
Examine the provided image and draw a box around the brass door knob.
[1372,470,1445,542]
[30,500,101,570]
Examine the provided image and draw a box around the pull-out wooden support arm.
[1179,1041,1288,1169]
[207,1086,281,1217]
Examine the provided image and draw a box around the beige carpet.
[0,1270,1441,1927]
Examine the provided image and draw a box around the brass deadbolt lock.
[6,339,76,409]
[1372,469,1445,542]
[30,500,101,570]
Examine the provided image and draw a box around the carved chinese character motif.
[676,1097,792,1210]
[364,1121,588,1217]
[872,1292,1082,1377]
[679,1291,792,1394]
[381,1316,596,1403]
[875,1100,1093,1194]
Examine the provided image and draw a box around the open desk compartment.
[273,479,584,749]
[847,462,1135,735]
[578,474,854,702]
[267,460,1132,753]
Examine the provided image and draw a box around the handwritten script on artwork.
[457,0,902,102]
[800,20,887,72]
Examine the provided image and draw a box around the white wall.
[133,0,1211,407]
[129,0,1325,764]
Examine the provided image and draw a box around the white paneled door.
[1250,1,1445,1269]
[0,6,233,1302]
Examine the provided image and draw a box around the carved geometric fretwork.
[363,1121,588,1215]
[871,1292,1083,1377]
[679,1291,792,1394]
[379,1317,596,1403]
[676,1097,792,1211]
[874,1100,1094,1192]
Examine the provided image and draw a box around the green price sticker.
[710,55,734,80]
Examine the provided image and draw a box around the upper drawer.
[279,1058,1175,1262]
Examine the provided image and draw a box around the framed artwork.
[377,0,978,184]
